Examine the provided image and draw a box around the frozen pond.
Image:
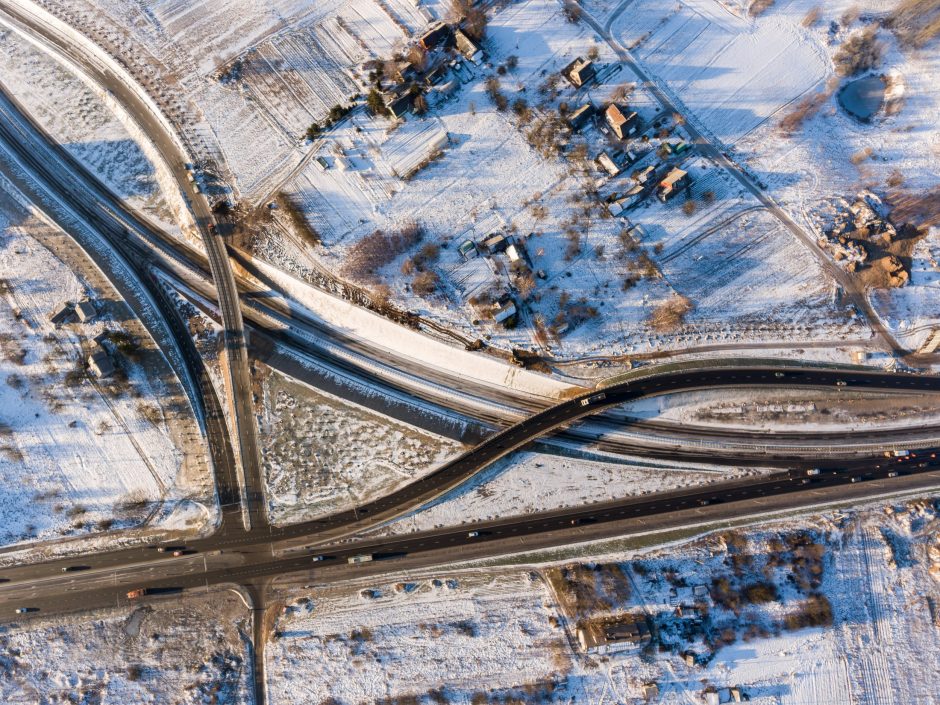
[838,75,886,121]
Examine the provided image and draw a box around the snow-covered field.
[0,181,210,546]
[611,0,829,144]
[270,499,940,704]
[0,589,252,702]
[259,367,464,525]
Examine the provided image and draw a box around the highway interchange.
[0,2,939,703]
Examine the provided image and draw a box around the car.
[172,550,184,557]
[800,478,811,484]
[62,565,90,572]
[570,517,597,526]
[835,380,847,387]
[774,372,785,378]
[127,588,148,599]
[156,547,166,553]
[14,607,32,615]
[889,449,911,458]
[887,471,899,478]
[311,555,326,562]
[698,499,711,506]
[467,531,480,538]
[806,468,821,476]
[850,476,861,483]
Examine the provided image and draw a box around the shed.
[458,240,478,259]
[74,301,97,323]
[597,151,621,176]
[492,299,517,325]
[49,302,74,327]
[88,349,115,378]
[483,233,508,254]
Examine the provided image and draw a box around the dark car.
[62,566,91,573]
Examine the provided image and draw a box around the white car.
[467,531,480,538]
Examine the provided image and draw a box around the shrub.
[801,6,821,27]
[784,593,833,630]
[484,77,508,111]
[562,0,582,23]
[412,270,440,296]
[345,222,424,281]
[833,27,883,76]
[649,295,693,331]
[681,199,697,216]
[748,0,775,17]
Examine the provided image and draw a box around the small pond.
[838,75,886,122]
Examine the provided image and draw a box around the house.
[605,103,639,139]
[454,28,483,63]
[597,151,621,177]
[658,167,691,202]
[74,300,96,323]
[386,91,416,119]
[492,299,517,325]
[567,102,596,132]
[563,57,596,87]
[577,616,651,654]
[49,302,74,327]
[641,683,660,701]
[88,349,115,378]
[420,22,454,51]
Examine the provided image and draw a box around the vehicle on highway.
[850,476,862,483]
[886,449,910,458]
[774,372,785,378]
[468,531,480,538]
[156,546,185,554]
[580,392,606,407]
[311,555,326,562]
[0,578,10,583]
[62,565,90,572]
[698,499,711,506]
[806,468,821,476]
[570,517,597,526]
[887,471,900,478]
[171,550,184,557]
[207,223,217,235]
[127,588,150,599]
[14,607,33,614]
[348,554,373,564]
[835,380,847,387]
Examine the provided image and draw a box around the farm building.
[420,22,454,51]
[577,616,651,655]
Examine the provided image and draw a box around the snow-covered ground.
[270,499,940,704]
[259,367,464,525]
[369,449,770,537]
[0,589,252,702]
[0,20,191,239]
[0,179,211,546]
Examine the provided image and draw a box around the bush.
[345,222,424,282]
[681,199,697,216]
[748,0,775,17]
[784,594,833,630]
[562,0,582,22]
[412,270,440,296]
[743,581,779,604]
[834,27,883,76]
[484,77,508,111]
[649,295,693,331]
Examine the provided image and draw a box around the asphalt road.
[2,456,938,622]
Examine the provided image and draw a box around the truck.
[886,449,910,458]
[580,392,606,407]
[126,588,150,599]
[348,554,373,565]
